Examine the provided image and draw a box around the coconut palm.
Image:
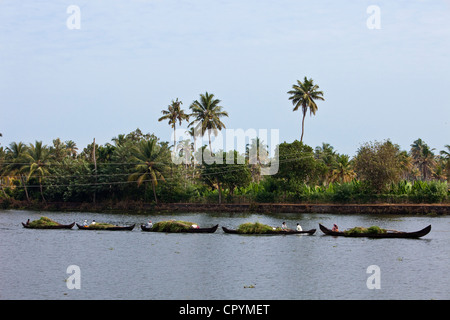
[22,141,50,202]
[440,145,450,181]
[128,139,167,203]
[330,154,356,183]
[189,92,229,152]
[5,142,30,201]
[287,77,325,143]
[158,98,189,148]
[65,140,78,158]
[410,138,436,181]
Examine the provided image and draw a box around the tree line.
[0,80,449,205]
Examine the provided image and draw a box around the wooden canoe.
[76,223,135,231]
[22,221,75,229]
[141,224,218,233]
[222,226,316,235]
[319,224,431,238]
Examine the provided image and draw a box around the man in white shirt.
[296,223,303,231]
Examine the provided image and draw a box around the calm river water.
[0,209,448,300]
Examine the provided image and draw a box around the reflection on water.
[0,210,448,300]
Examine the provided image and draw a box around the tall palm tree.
[5,142,30,201]
[158,98,189,148]
[410,138,436,180]
[189,92,229,152]
[23,141,50,202]
[287,77,325,143]
[128,139,166,203]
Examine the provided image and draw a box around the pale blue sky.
[1,0,449,156]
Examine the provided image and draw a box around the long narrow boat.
[22,220,75,229]
[222,226,316,235]
[76,223,135,231]
[319,224,431,239]
[141,224,218,233]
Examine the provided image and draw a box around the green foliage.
[344,226,386,235]
[354,140,403,193]
[85,222,117,229]
[151,220,196,232]
[410,180,448,203]
[237,222,277,234]
[1,127,448,206]
[274,140,318,188]
[28,216,59,227]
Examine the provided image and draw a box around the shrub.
[344,226,386,235]
[237,222,276,234]
[28,216,59,227]
[410,181,448,203]
[151,220,196,232]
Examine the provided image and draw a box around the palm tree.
[5,142,30,201]
[287,77,325,143]
[440,145,450,181]
[189,92,229,152]
[410,138,436,181]
[65,140,78,158]
[330,154,356,183]
[245,138,269,182]
[158,98,189,149]
[23,141,50,202]
[128,139,167,203]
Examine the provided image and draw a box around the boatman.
[296,223,303,231]
[146,220,153,228]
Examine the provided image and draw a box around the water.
[0,209,449,300]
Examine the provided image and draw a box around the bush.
[410,181,448,203]
[151,220,196,232]
[331,183,354,203]
[344,226,386,235]
[28,216,59,227]
[237,222,276,234]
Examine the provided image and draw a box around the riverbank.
[1,199,449,215]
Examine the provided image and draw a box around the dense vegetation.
[151,220,198,232]
[1,84,449,206]
[237,222,279,234]
[1,129,448,206]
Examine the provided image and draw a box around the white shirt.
[296,224,303,231]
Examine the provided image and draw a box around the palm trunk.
[208,130,212,153]
[152,180,158,204]
[218,181,222,204]
[39,178,46,202]
[300,110,306,143]
[173,125,176,149]
[20,175,30,202]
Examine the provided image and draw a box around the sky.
[1,0,449,157]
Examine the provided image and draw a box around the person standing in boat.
[296,223,303,231]
[146,220,153,228]
[83,220,88,227]
[332,224,339,232]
